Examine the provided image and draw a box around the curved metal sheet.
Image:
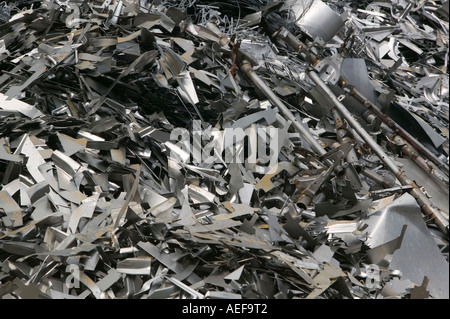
[363,193,449,298]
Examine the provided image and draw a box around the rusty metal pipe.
[274,27,318,64]
[332,109,359,163]
[273,27,448,234]
[355,164,396,188]
[348,86,449,176]
[307,70,449,235]
[329,112,395,188]
[384,131,449,189]
[273,26,448,176]
[308,70,402,175]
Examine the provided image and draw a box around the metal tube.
[332,109,359,163]
[273,26,448,176]
[358,165,396,188]
[308,70,402,175]
[240,61,327,157]
[349,86,449,176]
[398,2,414,21]
[274,27,317,64]
[307,70,449,235]
[386,131,449,189]
[370,185,413,195]
[239,61,338,209]
[272,26,448,234]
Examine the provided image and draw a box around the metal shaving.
[0,0,448,300]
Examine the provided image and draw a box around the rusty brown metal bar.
[308,70,449,235]
[274,26,449,177]
[345,82,449,177]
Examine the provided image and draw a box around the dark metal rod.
[348,85,449,176]
[307,70,449,235]
[274,26,449,177]
[240,61,327,157]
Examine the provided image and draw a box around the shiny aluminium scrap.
[0,0,448,299]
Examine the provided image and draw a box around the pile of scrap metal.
[0,0,448,299]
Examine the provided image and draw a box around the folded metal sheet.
[363,193,449,298]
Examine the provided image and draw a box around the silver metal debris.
[0,0,448,300]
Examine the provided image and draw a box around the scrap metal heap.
[0,0,448,299]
